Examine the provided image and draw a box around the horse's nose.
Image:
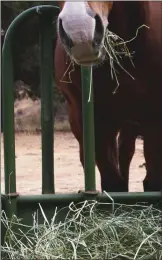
[58,10,105,64]
[93,14,104,48]
[58,17,74,49]
[58,14,104,52]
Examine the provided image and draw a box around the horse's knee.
[95,137,128,192]
[118,123,139,191]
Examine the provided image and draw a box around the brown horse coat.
[54,2,162,192]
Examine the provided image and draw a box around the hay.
[60,60,75,84]
[1,196,162,260]
[104,24,149,94]
[60,24,149,99]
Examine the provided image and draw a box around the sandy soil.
[1,132,146,194]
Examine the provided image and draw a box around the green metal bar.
[11,191,162,204]
[81,67,96,191]
[98,191,162,203]
[2,20,16,195]
[2,5,59,195]
[39,10,55,194]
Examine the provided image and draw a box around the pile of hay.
[1,198,162,259]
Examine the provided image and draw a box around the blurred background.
[1,1,69,133]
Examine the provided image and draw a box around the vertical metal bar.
[2,31,16,194]
[81,67,96,191]
[39,11,55,194]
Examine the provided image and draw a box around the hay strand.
[1,198,162,259]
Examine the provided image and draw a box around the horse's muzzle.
[71,42,101,65]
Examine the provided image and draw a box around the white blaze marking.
[58,2,96,43]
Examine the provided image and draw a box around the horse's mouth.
[73,55,101,66]
[60,40,106,66]
[71,49,106,66]
[69,42,104,66]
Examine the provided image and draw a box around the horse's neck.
[144,2,162,48]
[109,2,162,58]
[108,2,146,40]
[123,2,162,50]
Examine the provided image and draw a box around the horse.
[54,1,162,192]
[118,122,142,187]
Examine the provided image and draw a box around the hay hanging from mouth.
[1,196,162,260]
[104,24,149,94]
[60,60,75,84]
[60,24,149,100]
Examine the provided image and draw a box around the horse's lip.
[73,53,101,66]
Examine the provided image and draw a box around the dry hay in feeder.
[1,193,162,260]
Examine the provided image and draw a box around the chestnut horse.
[118,122,142,188]
[54,1,162,192]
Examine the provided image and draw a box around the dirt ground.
[1,132,146,194]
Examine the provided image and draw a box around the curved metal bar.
[2,5,59,195]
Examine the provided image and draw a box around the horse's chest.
[93,68,162,124]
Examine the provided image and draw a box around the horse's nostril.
[58,18,73,49]
[93,14,104,47]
